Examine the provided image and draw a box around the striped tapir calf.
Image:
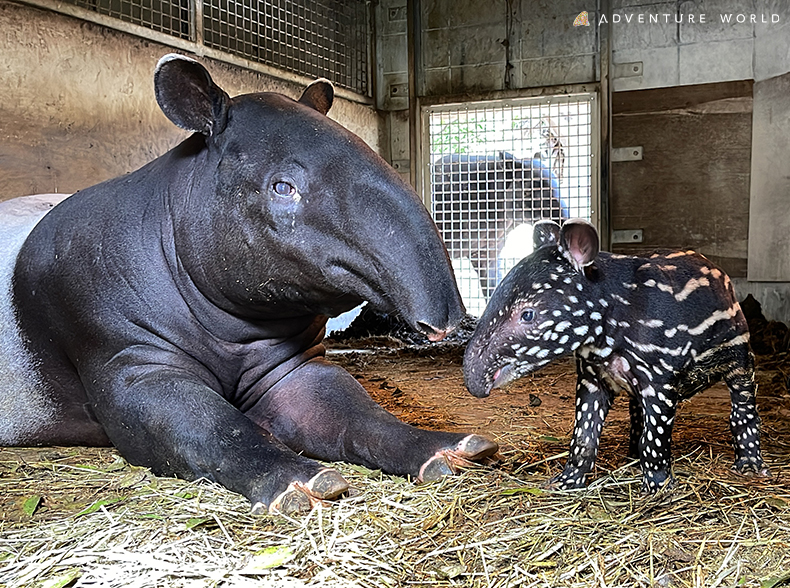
[463,219,770,493]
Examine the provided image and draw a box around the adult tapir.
[0,54,497,514]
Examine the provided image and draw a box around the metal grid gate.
[67,0,191,38]
[424,94,597,316]
[58,0,370,95]
[203,0,369,94]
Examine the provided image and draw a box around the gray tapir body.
[1,55,496,513]
[464,219,768,493]
[432,153,567,298]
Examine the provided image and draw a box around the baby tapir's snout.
[464,219,769,493]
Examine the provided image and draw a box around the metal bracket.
[612,146,643,162]
[612,229,643,244]
[613,61,643,79]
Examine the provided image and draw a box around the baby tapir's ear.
[559,219,599,273]
[154,54,230,136]
[299,79,334,115]
[533,220,561,249]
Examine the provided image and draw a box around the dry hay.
[2,327,790,587]
[1,438,788,588]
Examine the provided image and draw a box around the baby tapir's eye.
[520,308,536,323]
[273,181,296,197]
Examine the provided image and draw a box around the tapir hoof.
[544,469,587,491]
[732,459,771,478]
[640,470,676,495]
[254,468,350,515]
[417,434,498,483]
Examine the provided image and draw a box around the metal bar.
[598,0,612,251]
[406,0,421,192]
[192,0,202,46]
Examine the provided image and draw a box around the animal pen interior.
[1,1,790,587]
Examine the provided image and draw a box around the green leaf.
[346,464,382,478]
[239,546,294,573]
[537,435,562,443]
[41,567,81,588]
[116,470,147,489]
[75,498,120,517]
[501,486,545,496]
[761,571,790,588]
[185,517,211,530]
[436,564,466,580]
[765,496,789,509]
[22,495,42,517]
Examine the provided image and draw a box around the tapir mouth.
[466,360,516,399]
[492,362,517,390]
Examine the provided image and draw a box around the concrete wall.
[0,0,382,201]
[748,70,790,281]
[372,0,790,321]
[610,81,753,278]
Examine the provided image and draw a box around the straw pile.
[1,439,788,587]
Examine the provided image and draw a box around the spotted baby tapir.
[463,219,770,493]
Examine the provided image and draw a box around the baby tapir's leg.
[628,395,644,460]
[246,358,498,482]
[637,387,677,493]
[724,351,769,477]
[550,361,614,489]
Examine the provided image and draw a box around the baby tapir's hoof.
[417,434,498,483]
[544,469,587,491]
[641,469,675,494]
[732,458,771,478]
[253,468,350,515]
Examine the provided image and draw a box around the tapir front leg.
[550,361,614,489]
[88,366,348,514]
[245,358,498,481]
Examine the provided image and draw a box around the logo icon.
[573,11,590,26]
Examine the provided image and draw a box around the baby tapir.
[464,219,769,493]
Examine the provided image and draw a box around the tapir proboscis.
[0,54,497,514]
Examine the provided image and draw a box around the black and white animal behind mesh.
[463,219,770,493]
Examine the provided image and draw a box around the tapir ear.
[533,220,561,249]
[299,79,334,115]
[559,219,599,273]
[154,54,230,136]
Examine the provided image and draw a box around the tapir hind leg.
[245,358,498,481]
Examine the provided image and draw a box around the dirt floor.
[326,339,790,489]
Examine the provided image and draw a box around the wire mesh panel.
[64,0,191,38]
[425,94,596,316]
[203,0,369,94]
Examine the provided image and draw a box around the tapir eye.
[273,181,296,198]
[520,309,536,323]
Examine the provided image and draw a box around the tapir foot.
[417,434,498,483]
[253,468,350,515]
[544,467,588,491]
[640,469,675,495]
[732,458,771,478]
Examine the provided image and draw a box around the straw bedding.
[1,343,788,587]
